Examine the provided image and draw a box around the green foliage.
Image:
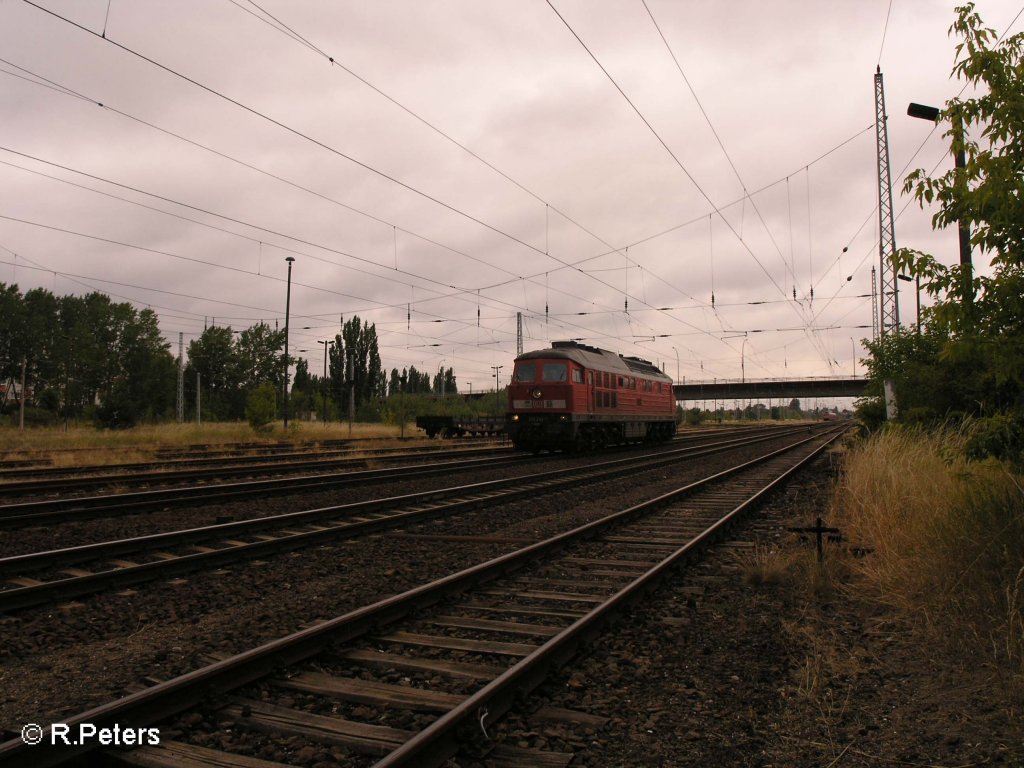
[246,383,277,431]
[1,284,175,426]
[964,413,1024,468]
[869,5,1024,451]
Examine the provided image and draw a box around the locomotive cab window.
[542,363,568,382]
[572,368,583,384]
[514,363,536,382]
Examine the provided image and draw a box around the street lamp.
[317,339,334,425]
[672,346,680,384]
[897,273,921,332]
[907,101,973,309]
[282,256,295,431]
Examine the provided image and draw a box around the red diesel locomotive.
[506,341,677,451]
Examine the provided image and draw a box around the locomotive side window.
[542,363,568,382]
[572,368,583,384]
[514,363,536,382]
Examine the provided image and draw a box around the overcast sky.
[1,0,1020,392]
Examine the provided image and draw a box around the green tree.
[234,322,285,392]
[866,3,1024,443]
[185,326,241,420]
[329,316,385,417]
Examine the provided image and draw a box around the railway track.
[0,424,828,612]
[0,444,509,491]
[0,425,799,528]
[0,424,847,767]
[0,452,530,528]
[0,436,477,474]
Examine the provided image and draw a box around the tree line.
[0,285,175,428]
[0,287,468,429]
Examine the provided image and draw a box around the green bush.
[965,413,1024,469]
[246,383,277,431]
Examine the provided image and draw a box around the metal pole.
[283,256,295,431]
[850,337,856,377]
[196,371,201,426]
[491,365,503,416]
[954,113,973,310]
[18,356,26,430]
[741,336,747,383]
[319,339,331,425]
[348,352,354,437]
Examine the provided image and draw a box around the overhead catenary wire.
[0,49,878,364]
[4,0,911,381]
[0,40,687,363]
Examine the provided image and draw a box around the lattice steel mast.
[874,67,899,336]
[871,267,880,342]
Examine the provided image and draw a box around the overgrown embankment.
[831,426,1024,675]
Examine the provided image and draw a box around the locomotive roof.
[516,341,671,380]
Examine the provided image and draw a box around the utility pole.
[283,256,295,431]
[196,371,201,426]
[516,312,523,356]
[317,339,333,425]
[176,332,184,423]
[18,357,26,430]
[491,365,503,416]
[874,67,899,336]
[348,351,355,437]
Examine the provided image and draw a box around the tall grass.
[0,420,421,467]
[831,425,1024,672]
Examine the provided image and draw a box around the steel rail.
[0,425,846,767]
[0,424,807,528]
[0,425,826,612]
[376,425,848,767]
[0,453,531,527]
[0,444,508,488]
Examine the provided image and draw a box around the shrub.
[245,383,276,431]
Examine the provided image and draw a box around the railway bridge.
[672,376,868,403]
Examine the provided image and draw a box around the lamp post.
[282,256,295,431]
[491,365,503,416]
[908,102,973,309]
[850,337,856,377]
[897,273,920,332]
[672,346,680,384]
[317,338,334,425]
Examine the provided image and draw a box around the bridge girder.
[674,378,868,402]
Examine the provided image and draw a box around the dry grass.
[0,420,422,469]
[829,425,1024,673]
[735,544,801,587]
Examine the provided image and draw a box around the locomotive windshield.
[514,363,536,382]
[542,363,568,382]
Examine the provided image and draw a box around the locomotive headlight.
[511,414,519,421]
[531,388,543,399]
